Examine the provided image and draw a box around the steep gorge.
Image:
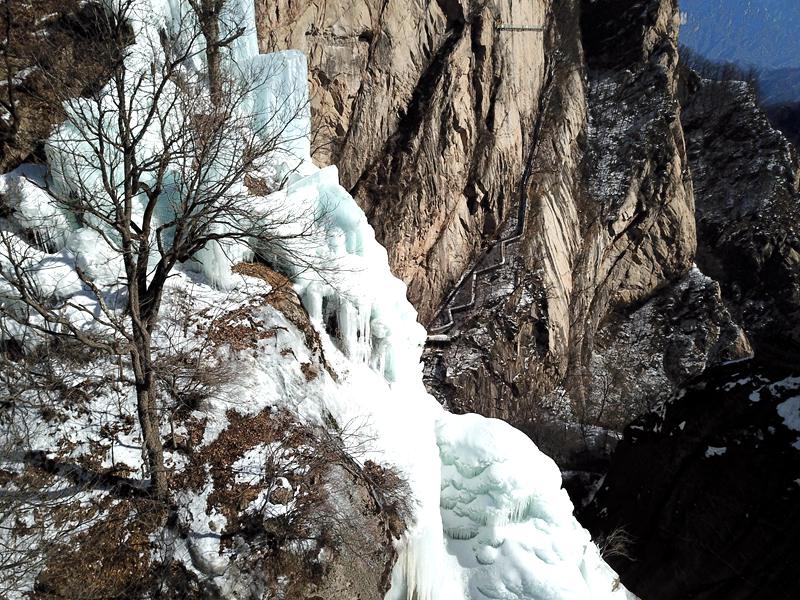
[0,0,796,597]
[256,0,751,435]
[576,50,800,600]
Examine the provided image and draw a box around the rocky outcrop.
[570,55,800,600]
[589,267,751,427]
[255,0,734,429]
[539,268,751,509]
[580,360,800,600]
[681,75,800,365]
[764,102,800,149]
[0,0,115,172]
[256,0,549,323]
[423,0,700,421]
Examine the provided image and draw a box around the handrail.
[426,189,529,340]
[496,25,544,32]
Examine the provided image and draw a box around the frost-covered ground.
[0,0,633,598]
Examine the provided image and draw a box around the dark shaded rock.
[681,75,800,365]
[764,102,800,156]
[589,267,751,427]
[580,360,800,600]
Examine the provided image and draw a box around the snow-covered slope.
[0,1,632,598]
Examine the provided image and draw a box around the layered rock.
[423,0,701,421]
[254,0,760,433]
[256,0,549,322]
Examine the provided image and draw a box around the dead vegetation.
[200,296,281,352]
[0,0,120,171]
[232,262,335,379]
[243,173,274,196]
[597,525,636,562]
[1,394,411,598]
[178,406,411,597]
[232,260,292,289]
[34,499,167,600]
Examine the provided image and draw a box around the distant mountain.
[759,67,800,105]
[680,0,800,71]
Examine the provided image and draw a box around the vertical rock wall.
[256,0,756,433]
[257,0,549,322]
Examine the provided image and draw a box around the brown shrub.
[197,296,281,352]
[232,262,335,379]
[34,499,167,600]
[232,261,291,290]
[177,407,411,596]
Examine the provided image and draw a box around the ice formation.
[0,0,632,598]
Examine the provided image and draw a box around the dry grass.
[598,526,636,562]
[243,173,274,196]
[232,262,336,379]
[199,297,281,352]
[301,362,319,381]
[181,408,330,548]
[34,498,167,600]
[176,405,410,596]
[0,0,118,170]
[232,261,292,290]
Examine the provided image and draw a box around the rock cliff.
[574,51,800,600]
[255,0,752,434]
[256,0,548,324]
[681,74,800,365]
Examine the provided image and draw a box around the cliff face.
[252,0,797,445]
[681,75,800,365]
[256,0,549,323]
[256,0,739,430]
[573,60,800,600]
[4,0,800,596]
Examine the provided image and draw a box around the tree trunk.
[202,1,222,106]
[131,338,168,499]
[207,42,221,106]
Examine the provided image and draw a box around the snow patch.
[776,395,800,450]
[776,396,800,432]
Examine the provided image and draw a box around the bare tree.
[187,0,246,105]
[0,0,315,499]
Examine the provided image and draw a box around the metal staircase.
[425,19,545,344]
[427,191,529,342]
